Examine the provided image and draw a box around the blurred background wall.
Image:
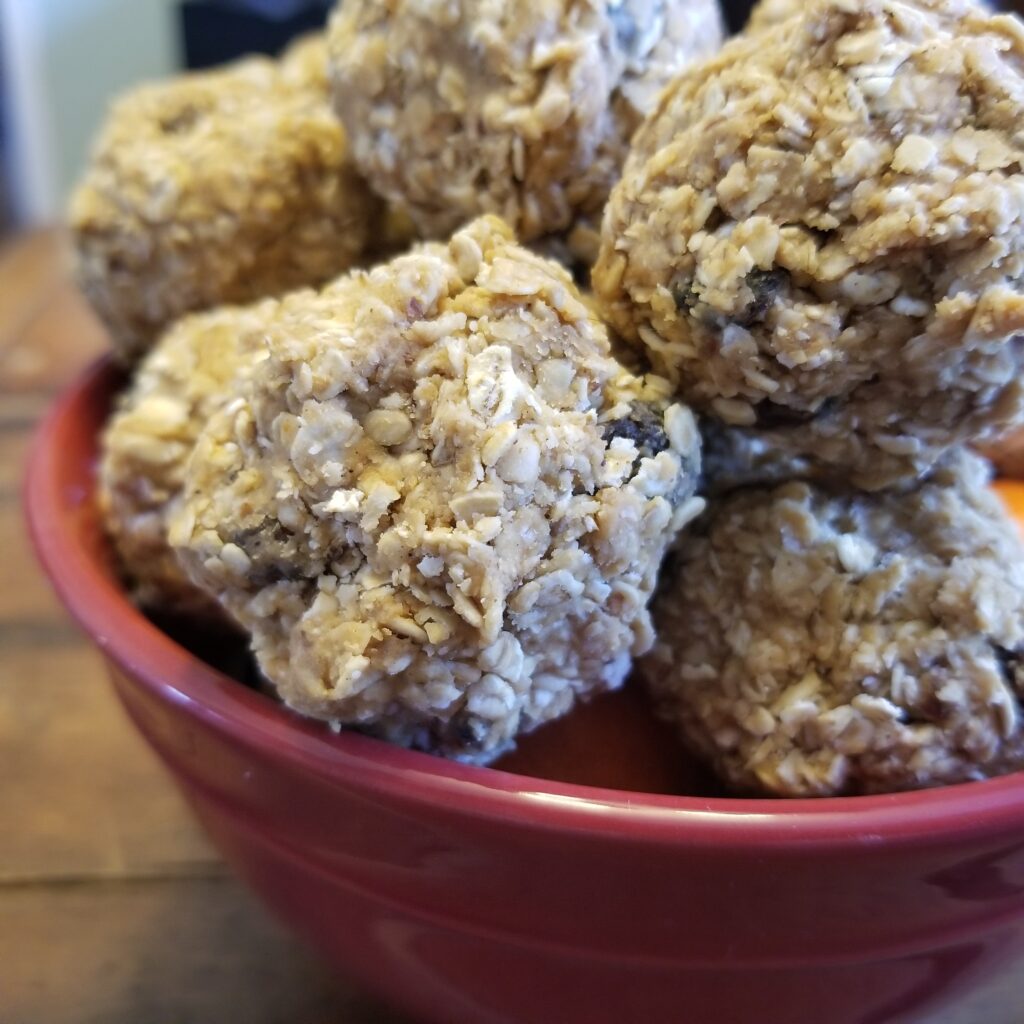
[2,0,178,225]
[0,0,330,229]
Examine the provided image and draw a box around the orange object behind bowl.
[994,477,1024,538]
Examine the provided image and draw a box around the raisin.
[997,647,1023,690]
[671,276,698,312]
[248,564,298,588]
[228,519,302,585]
[428,712,484,752]
[739,268,788,326]
[454,718,484,747]
[603,402,670,460]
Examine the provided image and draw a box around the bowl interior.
[24,357,1024,843]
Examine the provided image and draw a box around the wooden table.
[1,230,1021,1024]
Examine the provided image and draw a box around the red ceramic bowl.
[25,359,1024,1024]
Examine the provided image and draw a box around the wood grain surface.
[1,230,1021,1024]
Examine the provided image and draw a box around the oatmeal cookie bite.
[99,300,279,614]
[171,217,703,762]
[327,0,724,245]
[595,0,1024,491]
[745,0,803,30]
[70,35,377,363]
[648,450,1024,797]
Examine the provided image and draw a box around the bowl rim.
[24,356,1024,848]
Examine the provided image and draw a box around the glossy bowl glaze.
[25,359,1024,1024]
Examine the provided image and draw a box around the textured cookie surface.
[71,35,376,363]
[595,0,1024,490]
[171,217,703,762]
[99,301,279,613]
[746,0,804,30]
[648,451,1024,796]
[328,0,723,245]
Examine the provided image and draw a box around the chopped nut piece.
[364,409,414,447]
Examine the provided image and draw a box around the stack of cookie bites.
[76,0,1024,792]
[595,0,1024,794]
[83,0,719,765]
